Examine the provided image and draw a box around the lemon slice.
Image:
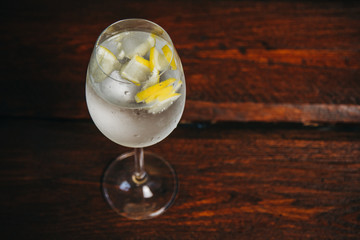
[135,78,176,103]
[135,77,182,113]
[162,45,177,70]
[145,86,174,103]
[159,78,177,87]
[121,55,151,85]
[94,45,121,82]
[149,47,169,71]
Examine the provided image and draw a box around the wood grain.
[1,119,359,239]
[184,101,360,124]
[1,1,360,239]
[1,0,360,123]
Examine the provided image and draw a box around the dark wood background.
[1,0,359,239]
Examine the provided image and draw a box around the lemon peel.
[135,78,176,103]
[144,86,173,103]
[162,45,177,70]
[135,55,150,69]
[149,47,169,71]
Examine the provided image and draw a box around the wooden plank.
[1,0,360,123]
[184,101,360,124]
[1,119,359,239]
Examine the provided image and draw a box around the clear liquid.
[86,31,185,148]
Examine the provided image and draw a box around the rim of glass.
[93,18,174,84]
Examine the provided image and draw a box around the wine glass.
[85,19,186,220]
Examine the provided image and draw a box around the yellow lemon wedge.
[149,47,169,71]
[94,45,121,82]
[159,78,177,87]
[135,78,176,103]
[162,45,177,70]
[121,55,151,85]
[144,86,173,103]
[135,77,182,113]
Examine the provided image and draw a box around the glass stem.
[134,148,146,181]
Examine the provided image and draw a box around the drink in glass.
[85,19,186,220]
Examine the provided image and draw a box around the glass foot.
[102,151,178,220]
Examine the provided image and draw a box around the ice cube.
[100,71,140,104]
[109,70,123,81]
[101,41,121,57]
[121,32,155,58]
[101,33,129,57]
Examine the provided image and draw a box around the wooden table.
[1,0,359,239]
